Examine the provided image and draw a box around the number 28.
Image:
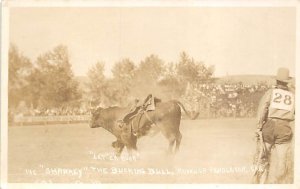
[273,93,292,105]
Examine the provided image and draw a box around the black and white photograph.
[0,0,299,188]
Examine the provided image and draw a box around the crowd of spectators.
[10,82,270,121]
[182,82,270,118]
[12,107,90,117]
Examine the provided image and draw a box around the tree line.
[9,44,214,112]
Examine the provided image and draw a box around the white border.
[294,1,300,189]
[2,0,299,7]
[5,184,300,189]
[1,0,299,189]
[1,2,9,189]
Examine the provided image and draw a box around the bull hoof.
[112,141,117,148]
[115,152,122,157]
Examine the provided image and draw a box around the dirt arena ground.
[8,118,292,184]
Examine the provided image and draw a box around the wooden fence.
[11,115,91,126]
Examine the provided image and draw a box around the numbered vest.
[268,88,295,120]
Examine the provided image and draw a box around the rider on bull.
[117,94,155,133]
[255,67,295,183]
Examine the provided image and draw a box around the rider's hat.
[276,67,292,83]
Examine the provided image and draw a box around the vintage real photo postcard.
[1,0,299,188]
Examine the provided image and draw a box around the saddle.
[118,94,160,136]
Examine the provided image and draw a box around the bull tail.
[173,100,199,120]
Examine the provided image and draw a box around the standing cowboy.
[255,67,295,183]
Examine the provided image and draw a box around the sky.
[9,7,296,77]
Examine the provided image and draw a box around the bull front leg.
[112,140,125,157]
[121,133,139,157]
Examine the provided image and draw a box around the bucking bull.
[89,97,198,156]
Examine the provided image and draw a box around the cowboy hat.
[276,67,292,83]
